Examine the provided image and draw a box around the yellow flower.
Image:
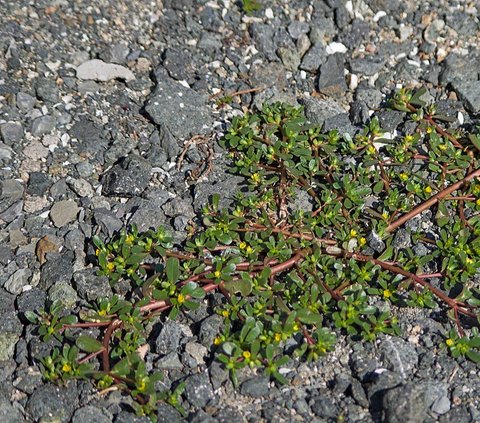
[445,338,455,347]
[242,351,251,360]
[214,270,221,278]
[239,241,247,250]
[246,246,254,254]
[476,198,480,207]
[350,229,357,237]
[382,212,389,220]
[125,234,135,245]
[221,309,229,318]
[251,173,261,184]
[293,323,300,332]
[95,248,101,256]
[274,333,282,342]
[367,145,376,155]
[466,257,473,265]
[62,362,72,373]
[404,134,414,143]
[106,262,115,272]
[177,293,185,304]
[383,289,392,299]
[399,173,408,182]
[426,126,433,133]
[359,237,367,246]
[424,186,432,194]
[213,337,222,346]
[438,144,448,151]
[98,309,107,316]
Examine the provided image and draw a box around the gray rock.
[0,393,25,423]
[383,381,448,423]
[310,393,339,419]
[73,269,112,301]
[288,21,310,39]
[93,210,123,237]
[356,87,384,109]
[48,281,78,309]
[0,332,19,361]
[439,53,480,84]
[376,109,405,132]
[249,23,276,60]
[128,199,167,232]
[162,197,195,218]
[76,59,135,82]
[157,402,183,423]
[184,342,208,366]
[144,73,213,140]
[69,117,108,156]
[77,80,101,95]
[50,200,80,227]
[12,366,43,395]
[0,201,23,223]
[26,383,78,422]
[155,352,183,370]
[393,229,411,249]
[99,43,130,65]
[31,115,56,137]
[66,177,94,197]
[162,48,193,81]
[115,411,150,423]
[0,143,14,161]
[147,126,180,166]
[341,19,370,49]
[379,337,418,379]
[101,154,151,197]
[72,405,113,423]
[302,97,346,127]
[367,231,385,253]
[317,54,347,96]
[39,251,74,291]
[0,179,24,213]
[16,288,47,314]
[300,44,327,73]
[431,395,451,415]
[155,319,183,355]
[199,314,224,347]
[16,92,36,112]
[0,122,24,145]
[35,78,59,102]
[240,376,270,397]
[184,372,215,408]
[27,172,52,196]
[452,80,480,113]
[4,268,32,295]
[277,47,301,71]
[350,56,386,76]
[193,173,244,212]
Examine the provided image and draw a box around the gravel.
[0,0,479,421]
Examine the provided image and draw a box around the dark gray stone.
[162,196,195,218]
[73,269,112,302]
[379,337,418,379]
[26,383,78,422]
[341,19,370,49]
[393,229,411,249]
[102,154,151,196]
[145,73,213,140]
[383,381,448,423]
[31,115,56,137]
[317,54,347,97]
[16,288,47,315]
[128,199,167,232]
[0,122,24,145]
[35,78,59,102]
[452,80,480,113]
[162,48,193,81]
[4,268,31,295]
[302,97,346,127]
[94,210,123,237]
[0,392,25,423]
[50,200,80,227]
[27,172,52,196]
[240,376,270,397]
[199,314,224,348]
[300,44,327,73]
[69,117,109,156]
[147,126,180,166]
[288,21,310,39]
[155,319,183,355]
[184,372,215,408]
[376,108,405,132]
[16,92,36,112]
[193,173,244,213]
[277,47,301,71]
[350,56,386,76]
[439,53,480,84]
[156,402,183,423]
[249,23,276,61]
[99,43,130,65]
[39,251,74,290]
[310,393,339,419]
[72,405,113,423]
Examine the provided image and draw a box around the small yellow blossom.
[221,309,229,318]
[177,293,185,304]
[367,145,376,155]
[404,134,414,143]
[106,262,115,272]
[382,212,389,220]
[125,234,135,245]
[95,248,101,256]
[246,246,254,255]
[274,333,282,342]
[466,257,473,265]
[239,241,247,249]
[214,270,221,278]
[251,173,261,184]
[383,289,392,299]
[62,363,72,373]
[213,337,222,346]
[445,338,455,347]
[399,173,408,182]
[359,237,367,246]
[242,351,251,360]
[350,229,357,237]
[293,323,300,332]
[98,309,107,316]
[424,186,432,194]
[438,144,448,151]
[426,126,433,133]
[476,198,480,207]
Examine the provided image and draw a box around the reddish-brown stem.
[386,167,480,233]
[424,115,464,149]
[78,348,105,364]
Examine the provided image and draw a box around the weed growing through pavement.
[27,88,480,420]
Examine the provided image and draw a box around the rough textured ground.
[0,0,479,422]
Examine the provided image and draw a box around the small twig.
[208,85,265,101]
[386,167,480,233]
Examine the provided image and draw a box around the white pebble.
[265,8,274,19]
[326,42,347,55]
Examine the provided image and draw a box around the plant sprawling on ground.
[27,88,480,420]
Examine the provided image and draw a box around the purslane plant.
[27,89,480,420]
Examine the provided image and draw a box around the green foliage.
[27,89,480,420]
[241,0,262,15]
